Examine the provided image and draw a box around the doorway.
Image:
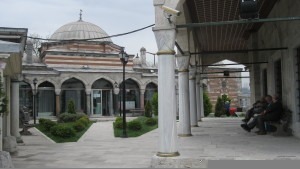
[92,90,112,116]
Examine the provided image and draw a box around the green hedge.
[39,118,56,130]
[73,121,86,132]
[114,117,124,129]
[128,120,142,131]
[58,113,88,123]
[78,117,89,127]
[50,124,76,138]
[145,118,157,126]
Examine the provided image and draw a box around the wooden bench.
[128,109,145,117]
[265,110,292,136]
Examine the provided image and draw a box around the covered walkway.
[12,118,300,168]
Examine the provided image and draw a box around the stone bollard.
[0,151,14,168]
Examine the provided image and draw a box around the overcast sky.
[0,0,157,56]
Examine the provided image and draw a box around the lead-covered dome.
[50,20,112,42]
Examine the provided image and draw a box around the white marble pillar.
[0,115,3,151]
[153,28,179,157]
[189,68,198,127]
[11,82,21,141]
[5,77,11,136]
[196,75,202,122]
[109,90,113,116]
[86,89,91,116]
[177,55,192,137]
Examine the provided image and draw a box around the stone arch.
[60,76,87,89]
[90,76,116,88]
[91,78,114,89]
[37,80,56,88]
[122,77,142,89]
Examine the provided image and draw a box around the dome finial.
[79,9,83,21]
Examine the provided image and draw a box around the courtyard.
[12,118,300,168]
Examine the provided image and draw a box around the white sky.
[0,0,157,56]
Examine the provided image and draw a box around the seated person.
[241,95,283,135]
[242,97,267,123]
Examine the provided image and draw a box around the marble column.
[0,115,3,151]
[55,89,61,117]
[86,89,91,116]
[140,89,145,109]
[11,81,21,141]
[109,90,113,116]
[200,83,205,118]
[153,25,179,157]
[189,68,198,127]
[114,87,120,116]
[5,77,11,136]
[177,55,192,137]
[196,75,202,121]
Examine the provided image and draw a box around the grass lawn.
[114,116,158,138]
[36,122,94,143]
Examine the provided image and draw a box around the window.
[296,48,300,121]
[274,59,282,100]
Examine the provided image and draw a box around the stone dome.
[50,20,112,42]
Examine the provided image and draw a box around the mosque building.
[20,15,158,118]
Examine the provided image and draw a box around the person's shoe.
[241,124,251,132]
[256,131,267,135]
[241,119,248,123]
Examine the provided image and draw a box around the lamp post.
[33,78,38,124]
[119,48,129,138]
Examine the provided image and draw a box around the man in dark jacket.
[241,95,283,135]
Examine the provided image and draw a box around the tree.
[67,100,76,114]
[151,93,158,116]
[144,101,152,118]
[203,92,212,117]
[29,33,43,57]
[221,94,231,116]
[215,97,225,117]
[0,75,8,115]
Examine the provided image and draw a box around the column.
[86,89,91,116]
[0,115,3,151]
[114,87,120,116]
[196,75,202,122]
[140,89,145,109]
[55,89,61,116]
[200,83,205,118]
[153,26,179,157]
[177,55,192,137]
[109,90,113,116]
[11,81,21,141]
[5,77,11,137]
[189,68,198,127]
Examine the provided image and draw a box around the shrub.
[51,124,76,138]
[203,92,212,117]
[127,120,142,131]
[114,117,123,129]
[58,113,88,123]
[67,100,76,114]
[145,118,157,126]
[151,93,158,116]
[78,117,89,127]
[39,118,56,130]
[144,101,152,118]
[58,113,77,123]
[73,121,86,132]
[215,97,225,117]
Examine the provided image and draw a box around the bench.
[265,110,293,136]
[19,110,35,136]
[128,109,145,117]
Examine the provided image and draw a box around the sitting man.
[241,95,283,135]
[242,97,267,123]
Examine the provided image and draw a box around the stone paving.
[11,118,300,168]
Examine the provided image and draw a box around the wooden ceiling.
[186,0,278,52]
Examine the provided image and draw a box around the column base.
[178,134,193,137]
[157,152,180,157]
[16,136,23,144]
[3,136,17,153]
[0,151,14,168]
[151,155,208,168]
[191,125,199,127]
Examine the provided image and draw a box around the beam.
[202,77,250,79]
[175,41,184,55]
[198,62,268,67]
[200,71,249,74]
[191,47,288,55]
[176,17,300,28]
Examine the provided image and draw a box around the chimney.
[25,40,33,64]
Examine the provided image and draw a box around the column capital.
[140,89,146,95]
[113,88,120,95]
[176,55,190,72]
[189,67,197,80]
[55,89,61,95]
[86,89,92,95]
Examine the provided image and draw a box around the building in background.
[20,16,158,118]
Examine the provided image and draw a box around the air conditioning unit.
[240,0,259,19]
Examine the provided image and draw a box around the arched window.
[38,81,55,117]
[119,79,140,109]
[61,78,86,113]
[145,83,158,103]
[19,81,33,111]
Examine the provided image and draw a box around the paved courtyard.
[12,118,300,168]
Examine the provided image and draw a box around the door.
[92,90,102,115]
